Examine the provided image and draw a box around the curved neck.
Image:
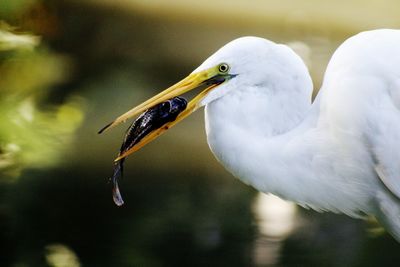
[205,89,374,215]
[205,84,314,186]
[205,86,360,209]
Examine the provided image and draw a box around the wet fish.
[111,96,187,206]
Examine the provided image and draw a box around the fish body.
[111,97,187,206]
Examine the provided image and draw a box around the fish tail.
[111,159,125,206]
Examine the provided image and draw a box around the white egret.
[100,29,400,241]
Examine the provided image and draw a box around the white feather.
[197,30,400,240]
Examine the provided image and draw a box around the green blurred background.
[1,0,400,266]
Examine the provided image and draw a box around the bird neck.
[204,83,316,200]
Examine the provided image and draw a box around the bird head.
[98,36,310,157]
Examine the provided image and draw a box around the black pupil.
[220,64,227,72]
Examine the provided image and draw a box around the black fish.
[111,96,187,206]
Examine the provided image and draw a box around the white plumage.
[194,30,400,241]
[102,29,400,241]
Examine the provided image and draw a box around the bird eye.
[218,63,229,73]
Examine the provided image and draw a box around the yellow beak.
[98,66,227,161]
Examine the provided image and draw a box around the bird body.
[204,30,400,239]
[101,29,400,241]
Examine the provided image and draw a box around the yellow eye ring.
[218,63,229,73]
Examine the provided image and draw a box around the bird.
[99,29,400,242]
